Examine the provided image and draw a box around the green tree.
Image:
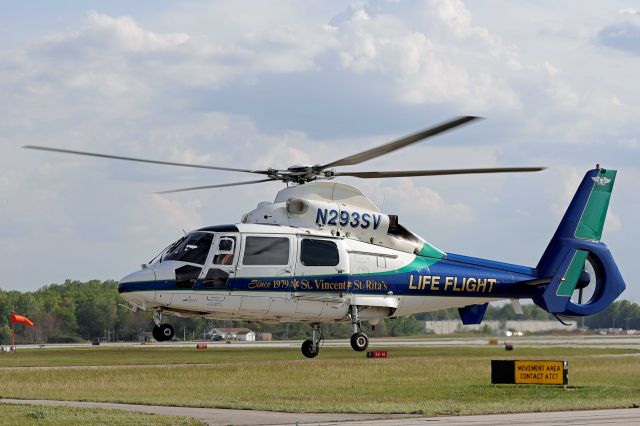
[76,294,117,339]
[384,316,423,337]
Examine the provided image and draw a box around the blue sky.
[0,1,638,301]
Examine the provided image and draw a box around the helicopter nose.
[118,268,157,306]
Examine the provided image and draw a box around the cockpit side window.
[163,232,213,265]
[213,236,236,265]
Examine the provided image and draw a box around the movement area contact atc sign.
[491,360,568,385]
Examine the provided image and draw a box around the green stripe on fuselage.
[417,241,446,259]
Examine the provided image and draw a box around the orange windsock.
[11,314,33,327]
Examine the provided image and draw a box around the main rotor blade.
[319,116,481,169]
[334,167,546,179]
[23,145,271,175]
[157,178,275,194]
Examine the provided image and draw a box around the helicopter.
[25,116,625,358]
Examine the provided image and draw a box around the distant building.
[424,320,577,335]
[255,332,272,341]
[595,328,624,335]
[209,328,256,341]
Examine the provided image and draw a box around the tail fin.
[533,167,625,316]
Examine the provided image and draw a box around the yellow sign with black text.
[514,360,566,385]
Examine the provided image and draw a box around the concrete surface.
[10,335,640,351]
[2,399,639,425]
[0,399,411,425]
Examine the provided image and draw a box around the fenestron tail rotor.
[572,255,603,306]
[23,116,546,192]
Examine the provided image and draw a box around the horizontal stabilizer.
[458,303,489,325]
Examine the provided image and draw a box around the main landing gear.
[301,323,322,358]
[152,310,175,342]
[349,305,369,352]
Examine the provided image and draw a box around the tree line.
[1,280,637,344]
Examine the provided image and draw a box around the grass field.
[0,403,205,425]
[0,344,639,415]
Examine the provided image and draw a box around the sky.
[0,1,638,301]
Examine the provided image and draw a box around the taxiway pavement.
[1,399,639,425]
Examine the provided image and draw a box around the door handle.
[283,268,291,273]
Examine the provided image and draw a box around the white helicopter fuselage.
[118,182,534,327]
[118,223,504,324]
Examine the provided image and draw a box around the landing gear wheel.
[350,332,369,352]
[152,324,174,342]
[160,323,174,341]
[152,325,163,341]
[348,305,368,352]
[301,339,319,358]
[301,323,323,358]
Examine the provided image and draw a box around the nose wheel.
[152,309,175,342]
[152,323,175,342]
[301,323,322,358]
[349,305,369,352]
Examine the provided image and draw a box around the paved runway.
[11,335,640,351]
[306,408,640,425]
[0,399,409,425]
[2,399,639,425]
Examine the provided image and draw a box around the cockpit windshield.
[162,232,213,265]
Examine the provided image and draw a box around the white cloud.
[85,11,190,52]
[550,167,583,218]
[619,8,640,16]
[331,0,522,110]
[147,195,203,234]
[606,209,623,233]
[382,178,475,225]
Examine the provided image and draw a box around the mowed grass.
[0,345,639,415]
[0,344,636,367]
[0,403,205,426]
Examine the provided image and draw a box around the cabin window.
[243,236,290,265]
[301,239,339,266]
[163,232,213,265]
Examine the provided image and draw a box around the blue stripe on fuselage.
[118,268,540,299]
